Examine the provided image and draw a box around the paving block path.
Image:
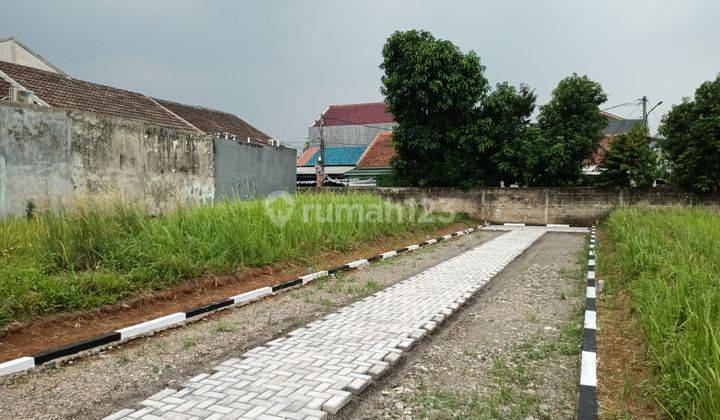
[107,228,558,420]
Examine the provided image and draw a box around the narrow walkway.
[108,227,577,420]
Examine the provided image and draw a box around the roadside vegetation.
[380,30,720,193]
[600,208,720,417]
[0,191,457,327]
[381,29,608,188]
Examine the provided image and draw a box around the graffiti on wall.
[231,176,259,200]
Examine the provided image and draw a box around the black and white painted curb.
[578,227,598,420]
[0,223,489,378]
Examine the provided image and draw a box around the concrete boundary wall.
[0,102,296,216]
[213,137,296,201]
[347,187,720,225]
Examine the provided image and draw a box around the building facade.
[0,38,294,216]
[308,102,396,148]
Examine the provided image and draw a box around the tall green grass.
[0,192,457,327]
[602,208,720,417]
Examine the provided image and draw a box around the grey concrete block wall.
[213,138,296,201]
[342,187,720,226]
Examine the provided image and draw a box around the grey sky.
[2,1,719,149]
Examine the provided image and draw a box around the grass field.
[601,208,720,417]
[0,192,458,327]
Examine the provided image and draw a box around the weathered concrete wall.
[308,123,396,147]
[0,102,214,216]
[214,138,296,201]
[68,111,215,211]
[347,187,720,226]
[0,104,74,216]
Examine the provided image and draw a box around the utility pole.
[641,95,648,131]
[315,115,326,187]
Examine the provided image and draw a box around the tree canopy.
[599,125,657,188]
[381,30,490,187]
[659,74,720,193]
[537,74,608,184]
[381,31,610,188]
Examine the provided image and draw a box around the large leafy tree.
[599,125,657,188]
[381,30,490,187]
[482,83,536,185]
[381,32,609,188]
[480,83,566,186]
[659,75,720,193]
[538,74,608,185]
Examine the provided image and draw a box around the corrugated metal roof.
[316,102,395,127]
[603,118,643,136]
[298,145,367,167]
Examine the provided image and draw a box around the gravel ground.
[0,230,501,420]
[338,232,586,420]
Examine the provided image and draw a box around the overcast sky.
[2,1,719,148]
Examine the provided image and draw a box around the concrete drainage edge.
[0,223,491,378]
[578,227,598,419]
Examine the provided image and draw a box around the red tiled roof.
[154,98,270,143]
[0,78,11,100]
[0,60,195,130]
[297,146,319,166]
[317,102,395,127]
[357,131,396,168]
[0,60,272,140]
[600,110,622,120]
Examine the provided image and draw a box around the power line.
[601,99,641,111]
[609,103,642,135]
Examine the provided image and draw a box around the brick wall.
[351,187,720,226]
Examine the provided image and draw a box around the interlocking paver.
[106,227,580,419]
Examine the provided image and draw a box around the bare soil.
[595,230,664,419]
[0,228,501,419]
[338,232,587,419]
[0,222,475,362]
[597,291,663,419]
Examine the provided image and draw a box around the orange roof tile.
[297,146,319,166]
[357,131,396,168]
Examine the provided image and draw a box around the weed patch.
[0,192,457,326]
[600,208,720,417]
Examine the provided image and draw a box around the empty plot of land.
[0,231,501,419]
[108,228,547,419]
[340,232,586,419]
[0,228,586,419]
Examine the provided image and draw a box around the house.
[296,145,367,185]
[345,131,396,186]
[0,59,271,144]
[584,111,645,175]
[0,38,295,215]
[308,102,396,147]
[0,37,65,74]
